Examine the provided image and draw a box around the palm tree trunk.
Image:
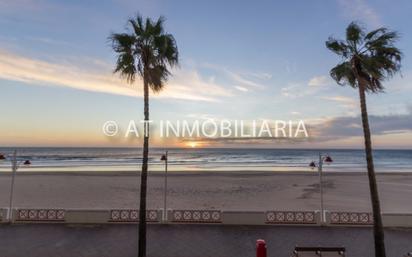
[358,84,386,257]
[138,78,149,257]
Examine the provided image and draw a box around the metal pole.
[318,153,324,223]
[163,151,168,222]
[8,150,17,221]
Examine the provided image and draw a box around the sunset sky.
[0,0,411,148]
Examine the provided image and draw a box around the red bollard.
[256,239,267,257]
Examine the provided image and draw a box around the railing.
[1,208,411,227]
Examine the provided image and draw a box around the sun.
[187,142,198,148]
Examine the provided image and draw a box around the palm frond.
[155,34,179,66]
[366,31,399,51]
[330,62,357,87]
[110,33,137,83]
[325,37,350,58]
[109,14,179,92]
[147,64,170,93]
[346,22,364,46]
[129,16,144,37]
[152,16,165,36]
[365,28,387,41]
[326,21,402,93]
[110,33,135,53]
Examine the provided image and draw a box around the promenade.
[1,172,412,256]
[1,224,412,257]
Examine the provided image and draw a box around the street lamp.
[160,151,168,222]
[309,153,333,224]
[8,150,31,221]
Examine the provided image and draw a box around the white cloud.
[308,75,331,87]
[201,62,269,91]
[281,75,334,98]
[26,36,73,47]
[337,0,381,28]
[0,49,233,102]
[248,72,272,80]
[281,83,309,98]
[322,96,358,109]
[225,69,266,89]
[234,86,249,92]
[185,113,222,120]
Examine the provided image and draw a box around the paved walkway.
[1,224,412,257]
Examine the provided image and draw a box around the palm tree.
[326,22,402,257]
[110,15,178,257]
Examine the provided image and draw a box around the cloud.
[281,82,318,99]
[224,69,266,90]
[308,75,331,87]
[234,86,249,92]
[0,49,232,102]
[26,36,73,47]
[281,83,305,98]
[186,111,412,146]
[321,96,358,109]
[281,83,317,98]
[185,113,223,120]
[248,72,273,80]
[337,0,381,28]
[281,75,333,98]
[310,111,412,141]
[201,62,269,91]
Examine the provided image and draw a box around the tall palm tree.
[326,22,402,257]
[110,15,178,257]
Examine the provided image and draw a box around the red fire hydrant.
[256,239,267,257]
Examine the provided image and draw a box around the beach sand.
[0,171,411,212]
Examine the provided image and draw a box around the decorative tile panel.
[171,210,221,223]
[109,209,159,222]
[16,209,65,222]
[266,211,316,224]
[330,212,373,225]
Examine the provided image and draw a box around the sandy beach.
[1,171,411,212]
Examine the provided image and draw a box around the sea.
[0,147,411,173]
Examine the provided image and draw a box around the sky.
[0,0,411,148]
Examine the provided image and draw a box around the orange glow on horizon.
[187,141,198,148]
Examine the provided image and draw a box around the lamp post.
[309,153,333,224]
[8,150,31,221]
[160,151,168,222]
